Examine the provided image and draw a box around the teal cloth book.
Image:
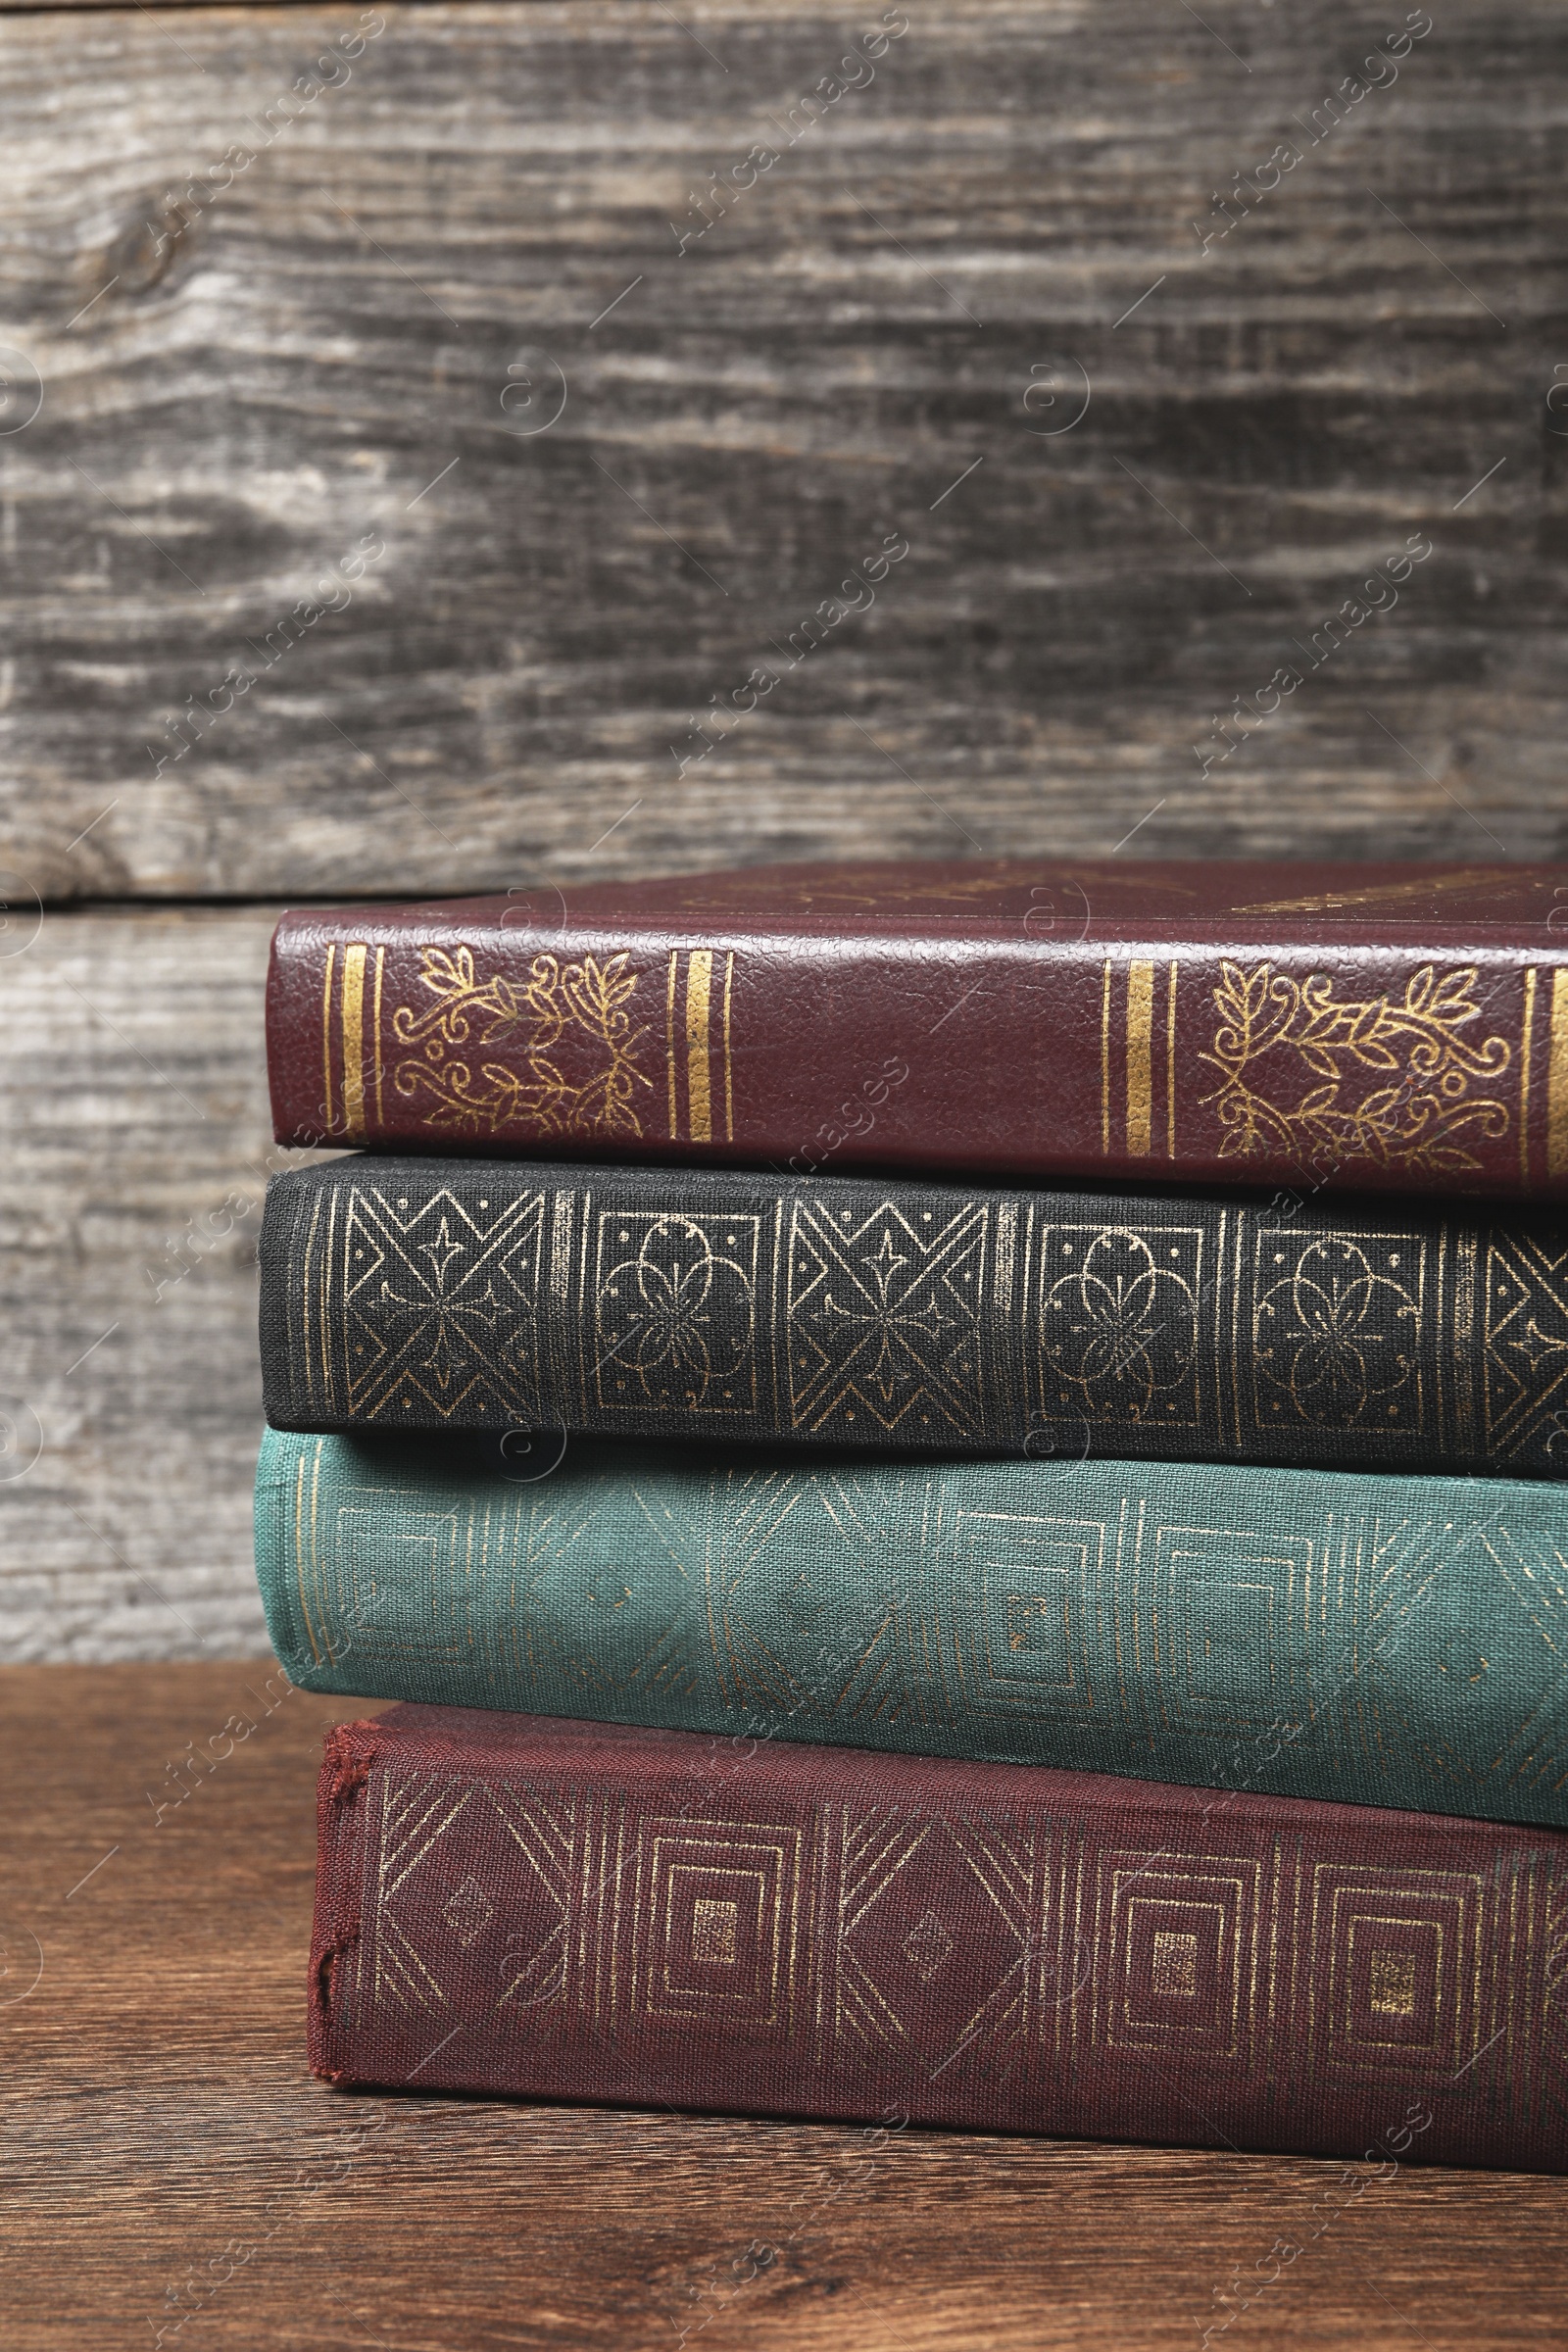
[254,1431,1568,1829]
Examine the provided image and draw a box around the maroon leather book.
[269,858,1568,1197]
[310,1706,1568,2169]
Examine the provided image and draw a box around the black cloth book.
[260,1156,1568,1477]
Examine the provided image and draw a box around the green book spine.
[254,1431,1568,1829]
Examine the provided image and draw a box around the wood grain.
[2,1662,1564,2352]
[2,0,1564,902]
[0,906,299,1659]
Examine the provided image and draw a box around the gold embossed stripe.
[1521,967,1537,1185]
[1125,961,1154,1155]
[1101,959,1179,1159]
[1516,964,1568,1187]
[341,944,368,1136]
[1549,968,1568,1182]
[665,948,735,1142]
[319,941,385,1142]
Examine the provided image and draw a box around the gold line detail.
[371,945,385,1134]
[294,1444,322,1667]
[320,944,336,1136]
[992,1201,1015,1318]
[1101,960,1113,1154]
[301,1192,322,1411]
[686,949,713,1142]
[1520,966,1537,1186]
[1166,958,1178,1160]
[1548,969,1568,1178]
[321,1190,336,1404]
[1125,959,1154,1156]
[341,943,368,1140]
[308,1440,323,1664]
[665,951,679,1139]
[721,950,735,1142]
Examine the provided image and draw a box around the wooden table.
[3,1666,1565,2350]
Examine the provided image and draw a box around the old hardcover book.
[259,1152,1568,1477]
[310,1704,1568,2169]
[266,858,1568,1199]
[256,1432,1568,1829]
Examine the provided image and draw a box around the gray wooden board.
[2,0,1565,904]
[0,907,305,1659]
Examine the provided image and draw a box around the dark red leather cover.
[269,858,1568,1198]
[310,1706,1568,2169]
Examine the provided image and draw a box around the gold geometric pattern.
[275,1167,1568,1471]
[1094,1852,1262,2062]
[639,1818,802,2028]
[1145,1521,1313,1738]
[1483,1233,1568,1465]
[1309,1864,1484,2081]
[821,1807,1048,2082]
[287,1443,1568,1815]
[488,1785,577,2016]
[961,1508,1107,1724]
[369,1770,474,2016]
[785,1196,989,1438]
[346,1757,1568,2129]
[340,1183,547,1423]
[285,1185,550,1420]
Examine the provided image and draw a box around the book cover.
[259,1153,1568,1477]
[256,1432,1568,1828]
[266,858,1568,1199]
[310,1704,1568,2171]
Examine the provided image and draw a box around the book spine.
[257,1157,1568,1477]
[266,911,1554,1199]
[310,1710,1568,2170]
[255,1432,1568,1829]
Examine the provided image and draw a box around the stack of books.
[253,858,1568,2169]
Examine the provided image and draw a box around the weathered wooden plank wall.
[1,910,298,1656]
[5,0,1565,901]
[2,0,1565,1654]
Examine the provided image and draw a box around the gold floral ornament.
[1252,1239,1419,1427]
[1200,961,1511,1176]
[596,1215,755,1410]
[391,947,652,1138]
[1041,1230,1199,1421]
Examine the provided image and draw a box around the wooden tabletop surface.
[4,1664,1565,2352]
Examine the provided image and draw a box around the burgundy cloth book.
[311,1706,1568,2169]
[268,858,1568,1198]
